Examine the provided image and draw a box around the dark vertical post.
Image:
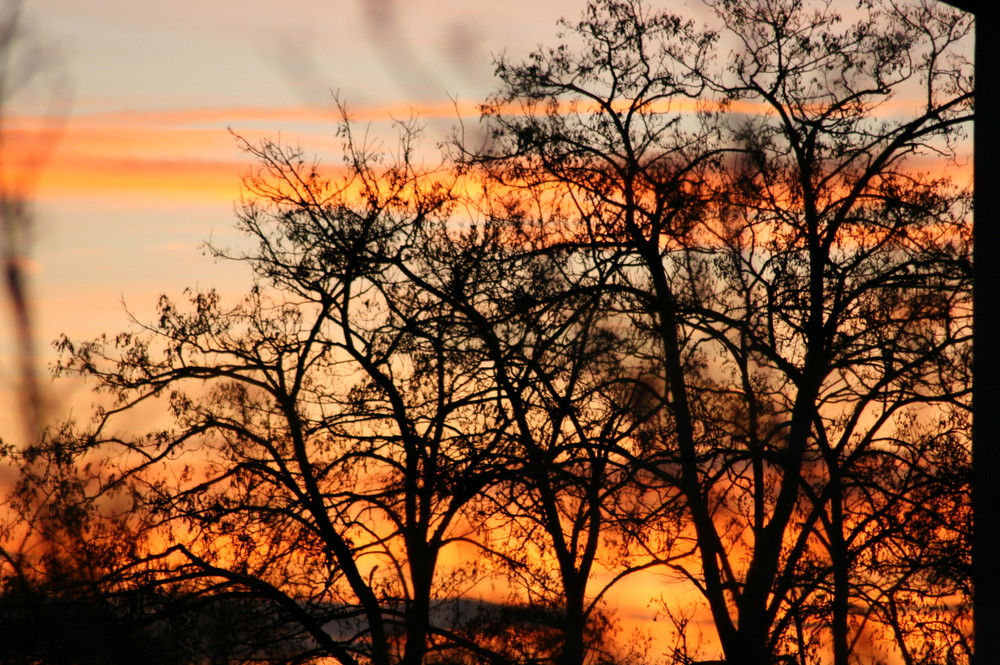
[972,19,996,665]
[942,1,998,664]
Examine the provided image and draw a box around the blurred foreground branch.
[0,0,69,443]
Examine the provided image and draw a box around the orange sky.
[0,0,590,370]
[0,1,973,662]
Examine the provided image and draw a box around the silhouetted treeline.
[1,1,972,664]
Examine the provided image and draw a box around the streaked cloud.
[2,91,969,204]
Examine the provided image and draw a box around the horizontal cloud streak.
[3,103,478,201]
[3,96,969,203]
[5,101,485,129]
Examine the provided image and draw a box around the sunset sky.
[3,0,705,644]
[6,0,967,417]
[4,0,606,402]
[1,2,974,660]
[3,0,728,647]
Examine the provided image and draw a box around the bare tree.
[467,0,972,663]
[14,2,972,665]
[47,114,527,665]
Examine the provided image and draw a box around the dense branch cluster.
[1,1,972,665]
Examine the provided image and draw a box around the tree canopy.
[1,1,973,664]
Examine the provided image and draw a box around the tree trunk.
[560,576,588,665]
[401,547,435,665]
[829,488,850,665]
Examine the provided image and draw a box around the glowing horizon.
[0,1,973,664]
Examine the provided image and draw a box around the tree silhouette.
[5,1,972,664]
[467,0,971,663]
[44,118,534,665]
